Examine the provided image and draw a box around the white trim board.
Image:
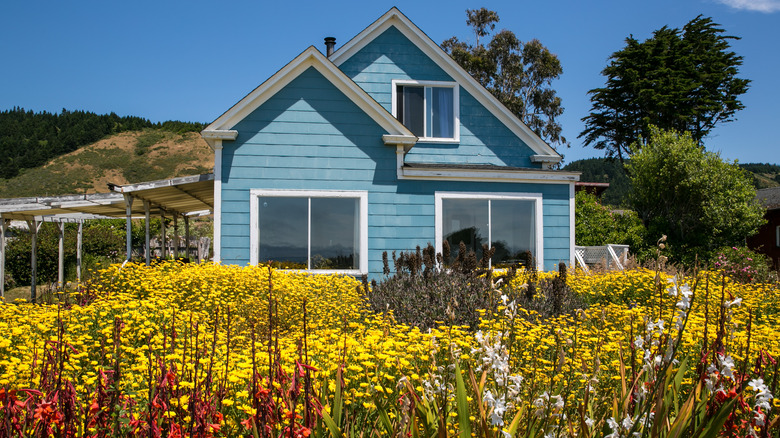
[249,189,369,275]
[434,191,544,271]
[331,7,561,162]
[400,166,580,184]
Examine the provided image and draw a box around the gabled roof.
[330,7,561,163]
[202,46,414,145]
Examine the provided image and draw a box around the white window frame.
[250,189,369,275]
[776,225,779,248]
[391,79,460,143]
[434,191,543,270]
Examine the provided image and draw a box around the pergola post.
[123,194,134,262]
[160,213,167,259]
[76,221,83,284]
[57,221,65,289]
[0,217,8,298]
[26,218,42,302]
[173,212,179,260]
[144,200,151,266]
[184,215,191,262]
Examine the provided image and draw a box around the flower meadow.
[0,260,779,437]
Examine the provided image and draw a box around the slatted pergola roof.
[0,173,214,220]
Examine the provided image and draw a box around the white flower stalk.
[751,378,773,411]
[604,415,637,438]
[483,390,507,426]
[704,353,737,395]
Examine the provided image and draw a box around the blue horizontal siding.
[337,26,543,170]
[217,43,573,273]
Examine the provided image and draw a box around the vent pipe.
[324,37,336,57]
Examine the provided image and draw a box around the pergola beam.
[25,218,42,302]
[123,194,134,262]
[0,217,7,298]
[58,222,65,289]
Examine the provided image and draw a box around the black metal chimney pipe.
[324,37,336,57]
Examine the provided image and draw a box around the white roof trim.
[400,165,580,184]
[331,7,561,161]
[202,46,413,138]
[382,134,418,146]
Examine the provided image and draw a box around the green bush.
[712,246,776,284]
[575,191,647,251]
[4,222,124,288]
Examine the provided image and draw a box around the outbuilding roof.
[756,187,780,210]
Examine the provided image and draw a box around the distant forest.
[563,158,780,207]
[0,108,205,180]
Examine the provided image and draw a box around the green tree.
[442,8,567,149]
[627,128,764,263]
[575,191,646,251]
[580,16,750,163]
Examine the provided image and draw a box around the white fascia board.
[531,155,561,163]
[201,130,238,140]
[331,8,561,161]
[400,167,580,184]
[201,130,238,150]
[382,134,417,146]
[203,46,412,138]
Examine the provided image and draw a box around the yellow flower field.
[0,261,778,437]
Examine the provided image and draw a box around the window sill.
[416,137,460,144]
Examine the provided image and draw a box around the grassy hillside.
[0,129,212,198]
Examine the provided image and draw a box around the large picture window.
[249,190,368,274]
[393,80,459,141]
[435,192,542,268]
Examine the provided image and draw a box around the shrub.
[712,245,776,284]
[368,242,512,330]
[4,221,124,288]
[575,191,646,252]
[514,262,587,320]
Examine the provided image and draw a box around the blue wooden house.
[201,8,579,278]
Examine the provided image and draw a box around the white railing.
[575,244,629,272]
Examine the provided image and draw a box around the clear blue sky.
[1,0,778,164]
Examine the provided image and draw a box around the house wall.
[337,25,539,168]
[219,66,572,276]
[747,208,780,270]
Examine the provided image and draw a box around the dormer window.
[392,80,459,142]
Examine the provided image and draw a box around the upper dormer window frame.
[391,79,460,143]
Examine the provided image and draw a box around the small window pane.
[430,87,454,138]
[401,86,424,137]
[258,197,308,268]
[491,200,535,267]
[311,198,359,269]
[442,199,488,263]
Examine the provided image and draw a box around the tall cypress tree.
[580,16,750,163]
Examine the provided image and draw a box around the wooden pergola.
[0,173,214,301]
